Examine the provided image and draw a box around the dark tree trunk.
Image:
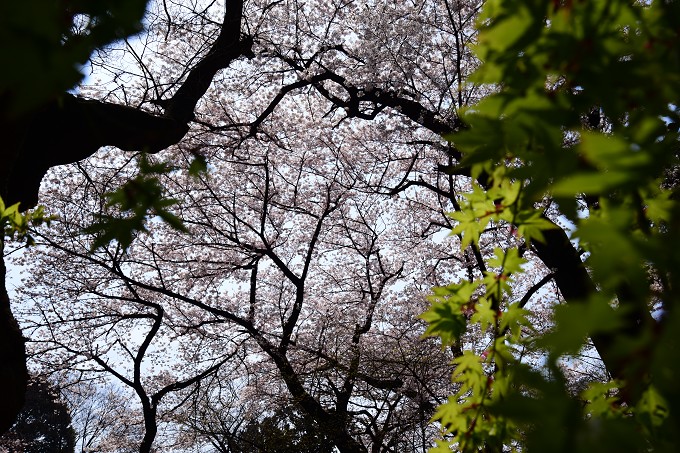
[0,243,27,434]
[532,221,654,398]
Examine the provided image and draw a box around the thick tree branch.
[532,220,653,393]
[162,0,250,123]
[0,240,27,433]
[1,0,249,211]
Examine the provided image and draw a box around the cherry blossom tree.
[63,378,144,453]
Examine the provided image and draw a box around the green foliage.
[84,154,190,251]
[1,0,150,114]
[422,0,680,451]
[1,0,207,252]
[0,197,55,246]
[538,294,627,360]
[422,281,479,344]
[188,154,208,176]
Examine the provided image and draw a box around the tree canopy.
[1,0,679,452]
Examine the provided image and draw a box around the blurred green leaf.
[188,155,208,176]
[83,154,187,251]
[539,295,627,360]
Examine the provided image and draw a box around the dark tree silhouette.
[0,377,76,453]
[232,407,334,453]
[0,0,248,432]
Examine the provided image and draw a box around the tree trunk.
[0,244,27,433]
[533,222,653,396]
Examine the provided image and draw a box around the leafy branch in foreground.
[84,153,207,250]
[422,0,680,451]
[0,197,54,246]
